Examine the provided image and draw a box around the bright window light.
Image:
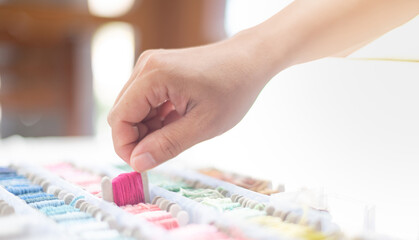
[91,22,135,134]
[88,0,136,18]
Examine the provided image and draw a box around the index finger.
[108,72,169,163]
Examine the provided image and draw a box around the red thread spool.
[112,172,145,206]
[155,218,179,230]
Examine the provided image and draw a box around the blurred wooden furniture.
[0,0,226,138]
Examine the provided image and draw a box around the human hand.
[108,32,275,172]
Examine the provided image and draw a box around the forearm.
[240,0,419,77]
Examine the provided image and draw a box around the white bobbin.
[155,198,164,206]
[0,205,14,216]
[101,176,114,203]
[63,193,75,205]
[273,209,283,218]
[265,205,275,216]
[152,196,162,205]
[176,210,189,226]
[159,199,170,210]
[140,172,150,203]
[168,204,181,218]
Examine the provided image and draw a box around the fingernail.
[132,152,156,172]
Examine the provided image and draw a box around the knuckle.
[137,50,154,62]
[107,106,122,126]
[143,51,167,72]
[107,111,115,126]
[157,132,182,159]
[141,49,154,57]
[144,54,159,68]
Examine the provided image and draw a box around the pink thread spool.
[112,172,145,206]
[123,204,181,229]
[45,163,102,196]
[137,210,180,230]
[138,210,172,222]
[123,203,161,214]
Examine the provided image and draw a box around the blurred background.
[0,0,228,138]
[0,0,418,239]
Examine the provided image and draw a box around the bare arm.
[245,0,419,74]
[108,0,419,172]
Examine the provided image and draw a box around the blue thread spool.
[0,167,14,172]
[25,195,57,204]
[20,192,54,200]
[6,184,43,195]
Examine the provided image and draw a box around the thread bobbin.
[101,172,150,206]
[101,176,114,203]
[151,196,189,227]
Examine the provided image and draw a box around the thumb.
[130,111,202,172]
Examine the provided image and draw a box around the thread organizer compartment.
[0,160,391,240]
[29,161,251,239]
[45,160,342,239]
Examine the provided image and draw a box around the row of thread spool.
[2,164,159,239]
[230,192,327,232]
[149,180,279,239]
[183,168,371,239]
[40,162,241,239]
[149,170,339,239]
[0,172,71,240]
[151,169,393,240]
[199,168,284,195]
[195,182,325,231]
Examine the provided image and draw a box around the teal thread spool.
[69,196,85,206]
[40,205,80,216]
[29,199,65,209]
[51,211,93,223]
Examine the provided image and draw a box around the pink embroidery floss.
[112,172,145,206]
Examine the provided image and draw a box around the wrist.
[231,26,291,83]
